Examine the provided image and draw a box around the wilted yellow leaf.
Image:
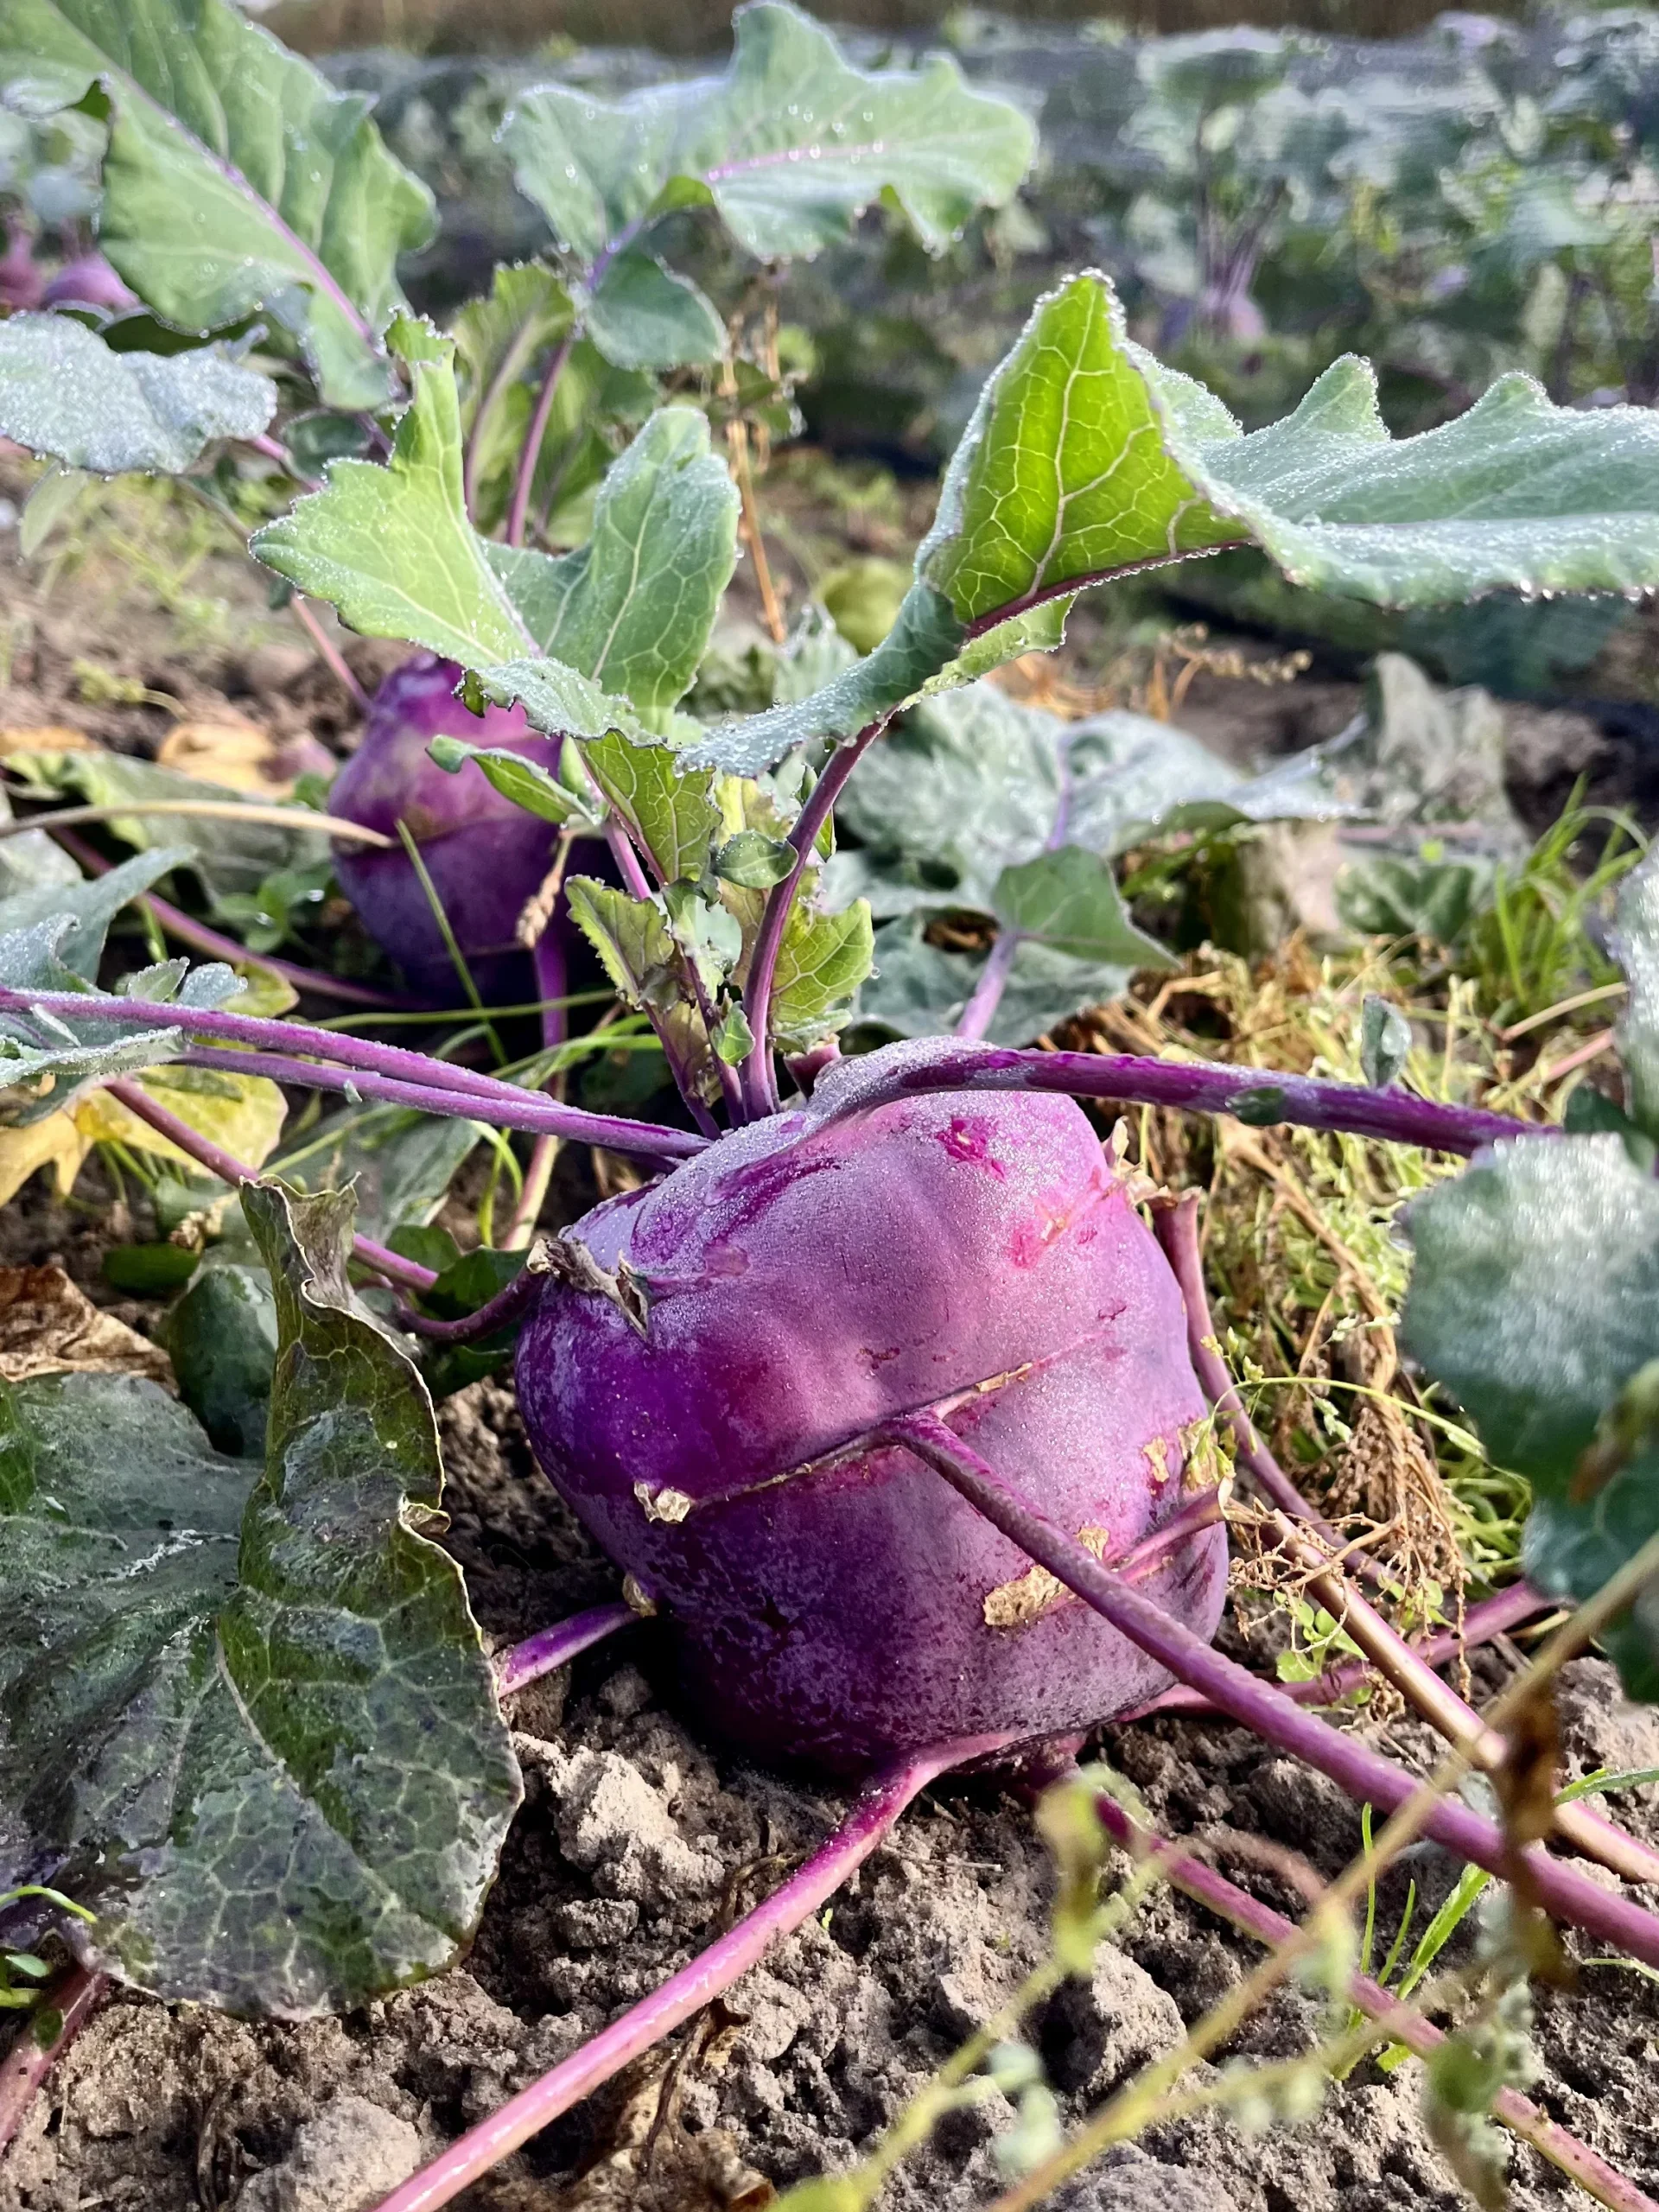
[157,717,289,795]
[76,1064,287,1172]
[0,724,94,756]
[0,1262,174,1387]
[0,1111,90,1205]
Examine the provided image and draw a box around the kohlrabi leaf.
[2,0,435,410]
[763,893,874,1052]
[451,265,657,537]
[427,735,590,828]
[582,731,721,885]
[992,846,1172,970]
[484,406,739,714]
[0,315,275,474]
[1611,849,1659,1144]
[166,1255,278,1459]
[275,1105,482,1240]
[0,1182,521,2013]
[584,249,725,372]
[697,269,1659,773]
[830,679,1345,920]
[1402,1136,1659,1700]
[252,315,544,677]
[256,333,735,736]
[564,875,719,1104]
[0,854,205,1121]
[1402,1135,1659,1491]
[503,0,1034,268]
[858,920,1147,1047]
[452,261,576,518]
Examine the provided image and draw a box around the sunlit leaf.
[0,315,274,474]
[1,0,434,409]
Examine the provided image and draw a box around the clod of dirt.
[1056,2147,1235,2209]
[235,2096,420,2212]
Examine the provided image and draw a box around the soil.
[3,1372,1658,2212]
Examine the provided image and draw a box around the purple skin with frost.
[330,654,561,998]
[516,1065,1228,1772]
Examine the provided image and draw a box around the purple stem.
[0,1966,105,2162]
[1089,1793,1659,2212]
[493,1600,636,1697]
[880,1409,1659,1970]
[1152,1194,1387,1569]
[506,330,575,550]
[595,821,726,1137]
[1127,1580,1548,1718]
[1112,1486,1229,1582]
[288,594,371,713]
[0,989,705,1160]
[1154,1193,1659,1886]
[740,718,887,1120]
[174,1041,662,1146]
[824,1039,1546,1159]
[54,830,401,1009]
[392,1254,549,1344]
[102,1078,437,1292]
[954,931,1020,1045]
[364,1733,1011,2212]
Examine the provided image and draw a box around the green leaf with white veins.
[0,0,435,410]
[257,344,736,740]
[503,0,1034,267]
[0,316,274,474]
[0,1183,521,2012]
[484,407,739,714]
[254,315,543,677]
[696,268,1659,775]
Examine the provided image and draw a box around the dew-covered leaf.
[992,846,1172,971]
[1360,995,1413,1090]
[255,334,735,738]
[275,1105,483,1242]
[0,854,200,1122]
[830,679,1344,921]
[1611,849,1659,1144]
[427,735,591,829]
[253,315,543,677]
[485,407,738,715]
[698,269,1659,773]
[165,1256,278,1459]
[857,919,1147,1047]
[2,0,435,409]
[565,875,717,1103]
[0,315,274,475]
[503,1,1034,268]
[763,893,874,1052]
[451,260,575,520]
[582,731,721,886]
[1402,1135,1659,1700]
[0,1182,521,2013]
[584,249,724,372]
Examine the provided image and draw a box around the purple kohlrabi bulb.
[330,654,563,1000]
[516,1058,1229,1775]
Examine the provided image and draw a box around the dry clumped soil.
[4,1384,1659,2212]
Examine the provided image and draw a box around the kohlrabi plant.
[6,5,1659,2210]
